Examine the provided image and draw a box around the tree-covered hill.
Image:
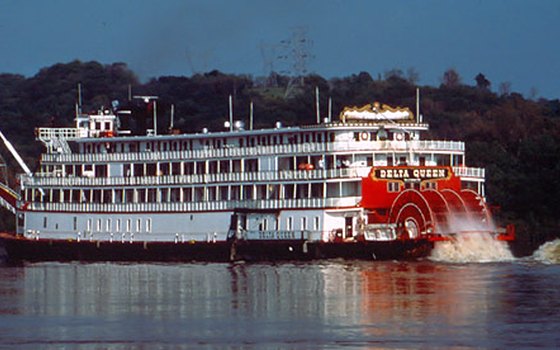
[0,61,558,249]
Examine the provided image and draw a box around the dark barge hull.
[0,233,434,263]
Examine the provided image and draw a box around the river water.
[0,239,559,349]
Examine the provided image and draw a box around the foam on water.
[429,232,515,263]
[429,215,514,263]
[532,238,560,264]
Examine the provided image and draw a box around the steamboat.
[0,93,514,262]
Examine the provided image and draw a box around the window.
[243,185,253,200]
[301,217,307,231]
[146,219,152,233]
[116,219,121,232]
[388,182,400,193]
[326,183,339,198]
[43,217,48,229]
[96,219,102,232]
[73,217,77,231]
[136,219,142,232]
[314,216,320,231]
[287,217,293,231]
[424,182,437,190]
[126,219,131,232]
[106,219,112,232]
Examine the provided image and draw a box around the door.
[345,217,353,239]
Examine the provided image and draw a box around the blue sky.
[1,0,559,98]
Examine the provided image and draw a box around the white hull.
[21,206,362,244]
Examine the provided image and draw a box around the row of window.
[43,153,464,178]
[44,216,152,233]
[82,131,341,154]
[43,216,321,233]
[258,216,321,232]
[26,181,363,204]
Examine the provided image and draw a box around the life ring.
[395,133,404,141]
[360,132,370,141]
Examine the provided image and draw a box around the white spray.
[532,239,560,264]
[429,213,514,263]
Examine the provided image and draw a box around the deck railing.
[41,140,465,164]
[26,196,361,213]
[22,165,484,188]
[452,166,485,179]
[21,168,369,187]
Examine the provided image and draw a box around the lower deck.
[19,207,365,244]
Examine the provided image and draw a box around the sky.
[1,0,559,99]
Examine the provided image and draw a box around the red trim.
[19,205,360,215]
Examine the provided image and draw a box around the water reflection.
[0,261,558,349]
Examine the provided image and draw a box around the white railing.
[36,127,84,141]
[23,166,483,187]
[21,168,369,187]
[40,140,465,163]
[27,196,361,213]
[452,166,485,179]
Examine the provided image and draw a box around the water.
[0,241,559,349]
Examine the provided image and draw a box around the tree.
[406,67,420,85]
[383,68,404,80]
[475,73,491,91]
[499,81,512,96]
[441,68,461,87]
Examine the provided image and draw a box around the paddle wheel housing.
[361,166,514,242]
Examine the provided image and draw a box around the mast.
[228,95,233,132]
[77,83,83,115]
[153,99,157,135]
[416,87,421,123]
[169,104,175,131]
[249,101,254,130]
[328,97,332,122]
[315,86,320,124]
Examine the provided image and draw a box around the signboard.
[372,167,449,181]
[340,102,414,123]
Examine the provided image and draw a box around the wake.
[532,238,560,264]
[429,232,514,263]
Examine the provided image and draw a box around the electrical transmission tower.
[276,27,314,97]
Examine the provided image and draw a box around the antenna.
[228,95,233,132]
[315,86,320,124]
[416,88,421,123]
[77,83,83,115]
[169,104,175,131]
[328,97,332,122]
[153,100,157,135]
[249,101,254,130]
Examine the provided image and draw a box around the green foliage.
[0,61,558,235]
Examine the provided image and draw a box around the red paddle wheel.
[362,166,515,242]
[386,188,499,241]
[387,189,435,240]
